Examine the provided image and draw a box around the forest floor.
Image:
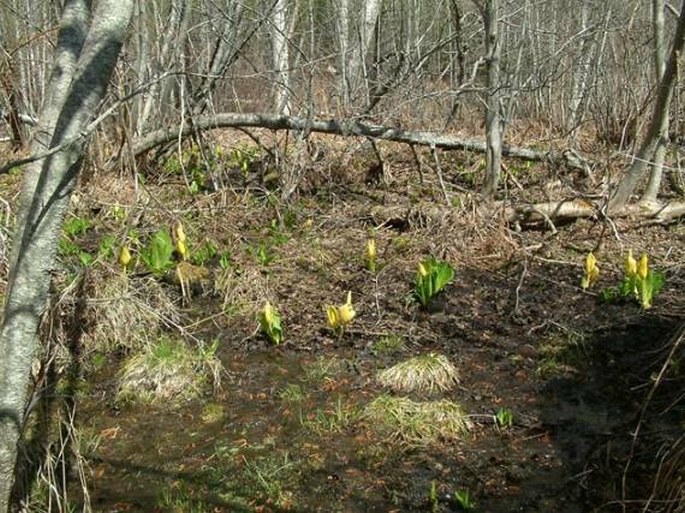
[2,133,684,512]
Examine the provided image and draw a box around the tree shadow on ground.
[429,259,684,513]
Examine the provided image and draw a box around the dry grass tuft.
[377,353,459,394]
[362,394,471,445]
[117,337,222,404]
[652,435,685,513]
[82,272,180,354]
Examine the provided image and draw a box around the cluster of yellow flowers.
[624,249,649,281]
[326,291,357,332]
[582,249,663,309]
[582,250,651,290]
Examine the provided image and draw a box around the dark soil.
[8,138,684,512]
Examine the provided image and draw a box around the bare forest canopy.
[1,0,685,218]
[1,3,685,512]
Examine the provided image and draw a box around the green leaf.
[259,308,282,345]
[414,258,455,308]
[219,252,231,270]
[431,261,455,293]
[191,240,218,265]
[98,234,117,260]
[601,287,618,303]
[63,216,92,237]
[78,251,94,266]
[141,229,174,274]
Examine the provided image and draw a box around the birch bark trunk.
[271,0,291,115]
[0,1,133,509]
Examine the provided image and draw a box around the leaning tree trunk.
[482,0,502,199]
[642,0,669,205]
[610,0,685,212]
[0,1,133,510]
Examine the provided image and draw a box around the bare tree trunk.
[610,0,685,212]
[347,0,382,104]
[0,1,132,510]
[135,0,191,135]
[568,5,612,143]
[336,0,350,108]
[482,0,502,199]
[642,0,669,204]
[192,1,245,113]
[270,0,291,115]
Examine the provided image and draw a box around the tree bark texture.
[270,0,291,115]
[482,0,502,199]
[0,1,133,510]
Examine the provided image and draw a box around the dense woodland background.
[0,1,684,512]
[0,1,681,154]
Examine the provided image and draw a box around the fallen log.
[505,198,685,226]
[1,111,593,176]
[130,112,594,172]
[369,198,685,231]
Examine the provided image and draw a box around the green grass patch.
[535,329,588,378]
[300,395,357,435]
[303,355,345,383]
[372,334,406,355]
[278,383,306,403]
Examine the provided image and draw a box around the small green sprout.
[494,408,514,430]
[429,480,439,513]
[453,489,474,511]
[414,257,454,307]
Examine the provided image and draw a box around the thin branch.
[0,71,179,174]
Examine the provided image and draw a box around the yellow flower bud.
[637,254,649,280]
[366,239,376,260]
[625,250,637,278]
[581,252,599,289]
[584,252,597,275]
[118,245,132,268]
[263,302,274,326]
[176,239,188,261]
[326,305,339,329]
[175,221,186,243]
[338,292,356,324]
[418,262,428,277]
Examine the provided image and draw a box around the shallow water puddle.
[73,317,675,513]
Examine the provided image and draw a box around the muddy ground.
[4,137,684,512]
